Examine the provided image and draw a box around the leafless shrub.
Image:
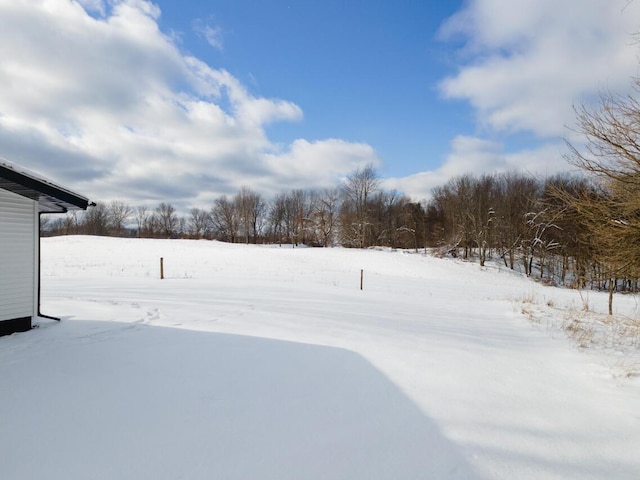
[563,316,596,348]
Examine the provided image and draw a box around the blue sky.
[0,0,639,209]
[156,0,467,178]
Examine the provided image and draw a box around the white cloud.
[193,19,224,51]
[439,0,640,138]
[384,136,569,201]
[262,139,381,195]
[412,0,640,203]
[0,0,377,210]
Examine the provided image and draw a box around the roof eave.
[0,162,91,213]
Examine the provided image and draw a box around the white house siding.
[0,188,36,322]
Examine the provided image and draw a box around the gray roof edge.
[0,157,92,212]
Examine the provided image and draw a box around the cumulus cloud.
[384,136,569,201]
[261,139,381,195]
[438,0,640,138]
[388,0,640,204]
[0,0,377,209]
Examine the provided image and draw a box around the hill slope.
[1,236,639,479]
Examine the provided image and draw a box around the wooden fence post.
[160,257,164,280]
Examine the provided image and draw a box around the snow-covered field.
[1,236,639,479]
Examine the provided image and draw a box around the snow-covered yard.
[1,236,639,479]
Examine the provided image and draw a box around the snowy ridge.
[1,236,639,479]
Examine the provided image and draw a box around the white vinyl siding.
[0,188,36,322]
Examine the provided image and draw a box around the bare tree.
[341,164,380,248]
[441,175,475,258]
[188,208,210,239]
[559,80,640,313]
[177,216,187,238]
[155,202,178,239]
[398,201,426,252]
[235,186,266,244]
[44,212,80,236]
[64,212,80,235]
[211,195,239,242]
[495,172,540,269]
[82,201,109,236]
[467,175,497,267]
[521,207,563,277]
[108,200,132,236]
[313,188,339,247]
[268,193,288,245]
[134,206,150,238]
[288,189,313,246]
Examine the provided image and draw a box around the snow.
[1,236,639,479]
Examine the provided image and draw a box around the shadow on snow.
[0,319,484,480]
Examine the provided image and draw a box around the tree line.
[42,165,428,250]
[41,167,625,294]
[426,77,640,313]
[43,74,640,312]
[424,172,601,284]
